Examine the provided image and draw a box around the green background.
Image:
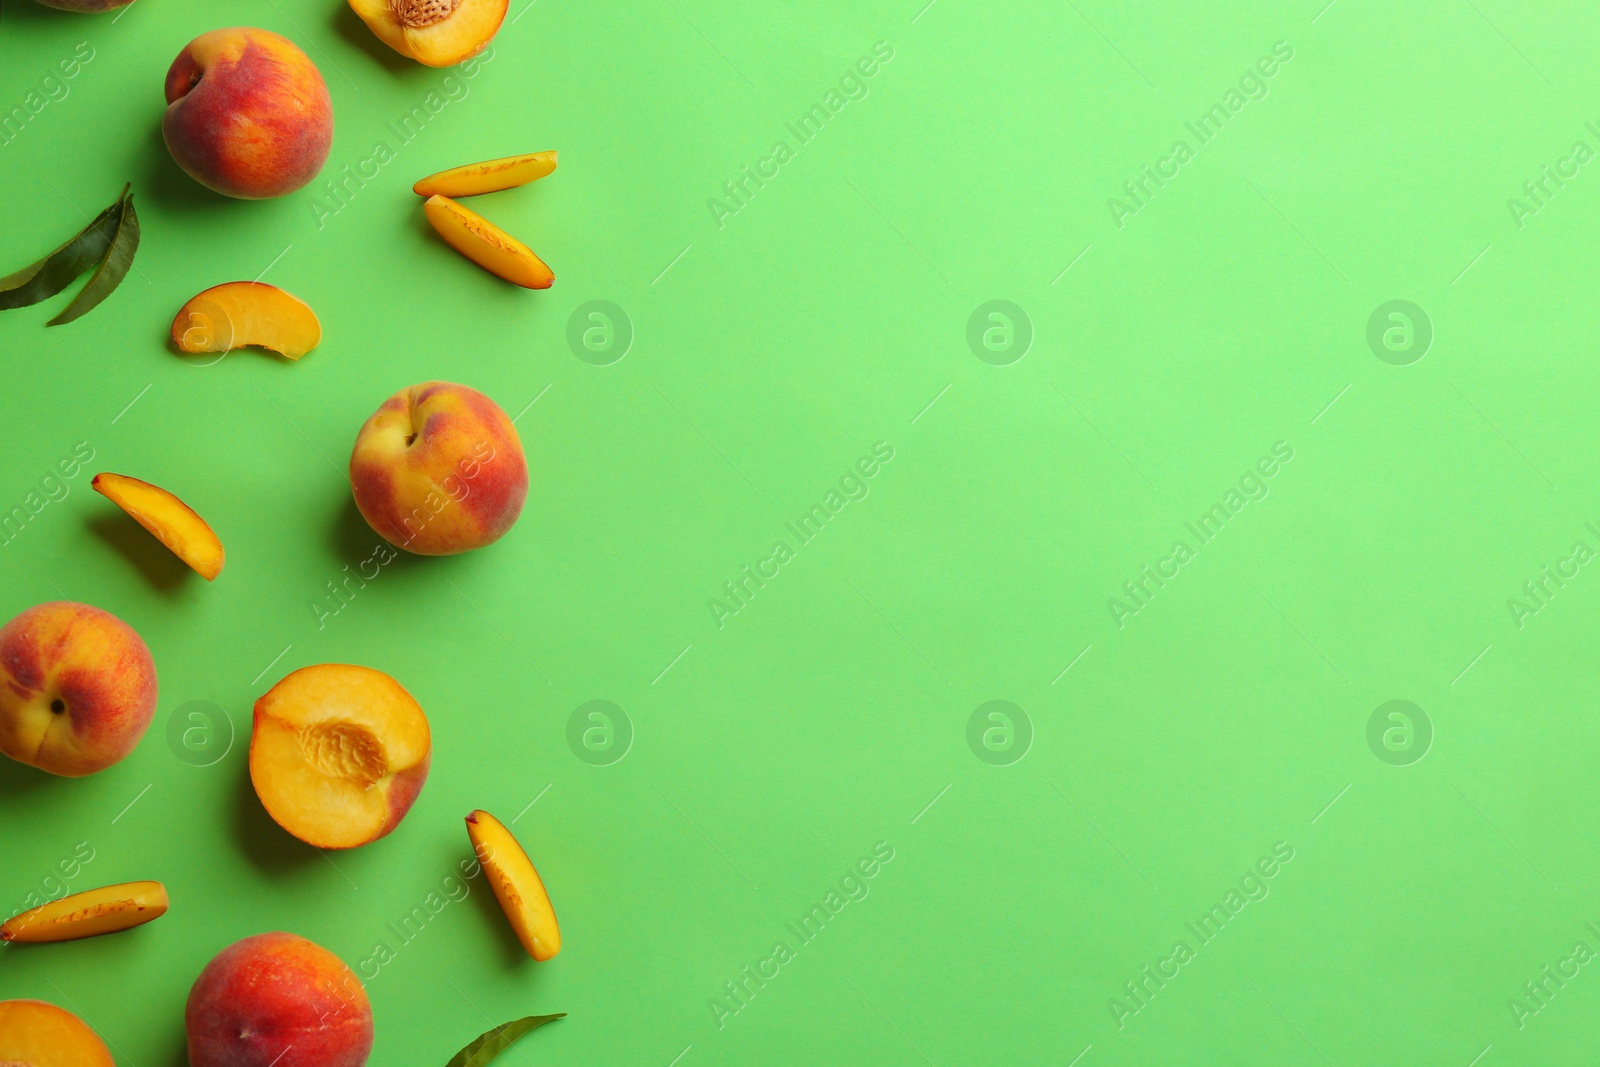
[2,0,1599,1062]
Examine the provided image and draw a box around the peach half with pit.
[349,0,507,67]
[250,664,431,849]
[0,601,157,777]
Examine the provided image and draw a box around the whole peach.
[186,932,372,1067]
[162,28,333,199]
[0,601,157,777]
[349,382,528,555]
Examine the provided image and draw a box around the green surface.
[2,0,1600,1063]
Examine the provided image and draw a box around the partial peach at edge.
[413,151,557,197]
[466,809,560,960]
[172,281,321,360]
[0,1000,115,1067]
[348,0,507,67]
[92,473,225,580]
[1,881,168,943]
[423,195,553,289]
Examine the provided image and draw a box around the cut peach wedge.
[467,809,560,960]
[172,281,321,361]
[1,881,168,943]
[423,194,553,289]
[251,664,431,850]
[413,151,557,197]
[92,473,225,580]
[349,0,507,67]
[0,1001,114,1067]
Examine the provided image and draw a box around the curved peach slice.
[423,194,553,289]
[467,809,560,960]
[0,1000,114,1067]
[172,281,321,361]
[92,472,225,580]
[413,151,557,197]
[251,664,431,850]
[1,881,168,943]
[349,0,507,67]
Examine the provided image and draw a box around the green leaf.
[0,184,127,311]
[446,1013,566,1067]
[49,189,140,327]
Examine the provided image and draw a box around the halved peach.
[348,0,507,67]
[251,664,431,850]
[413,151,557,197]
[0,1000,114,1067]
[92,473,225,580]
[172,281,321,361]
[1,881,168,943]
[467,809,560,960]
[423,194,553,289]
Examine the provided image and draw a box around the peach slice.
[172,281,321,361]
[349,0,507,67]
[0,1000,114,1067]
[92,473,225,580]
[1,881,168,943]
[251,664,431,850]
[466,809,560,960]
[423,194,553,289]
[413,151,557,197]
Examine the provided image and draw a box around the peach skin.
[467,809,560,960]
[163,29,333,199]
[0,601,157,777]
[251,664,431,849]
[1,880,168,942]
[349,382,528,555]
[187,932,373,1067]
[172,281,322,360]
[92,472,224,580]
[413,151,557,197]
[0,1000,115,1066]
[423,194,554,289]
[348,0,507,67]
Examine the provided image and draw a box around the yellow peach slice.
[467,809,560,960]
[1,881,168,943]
[251,664,432,850]
[92,473,225,580]
[349,0,508,67]
[0,1000,115,1067]
[413,151,557,197]
[423,194,553,289]
[172,281,321,361]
